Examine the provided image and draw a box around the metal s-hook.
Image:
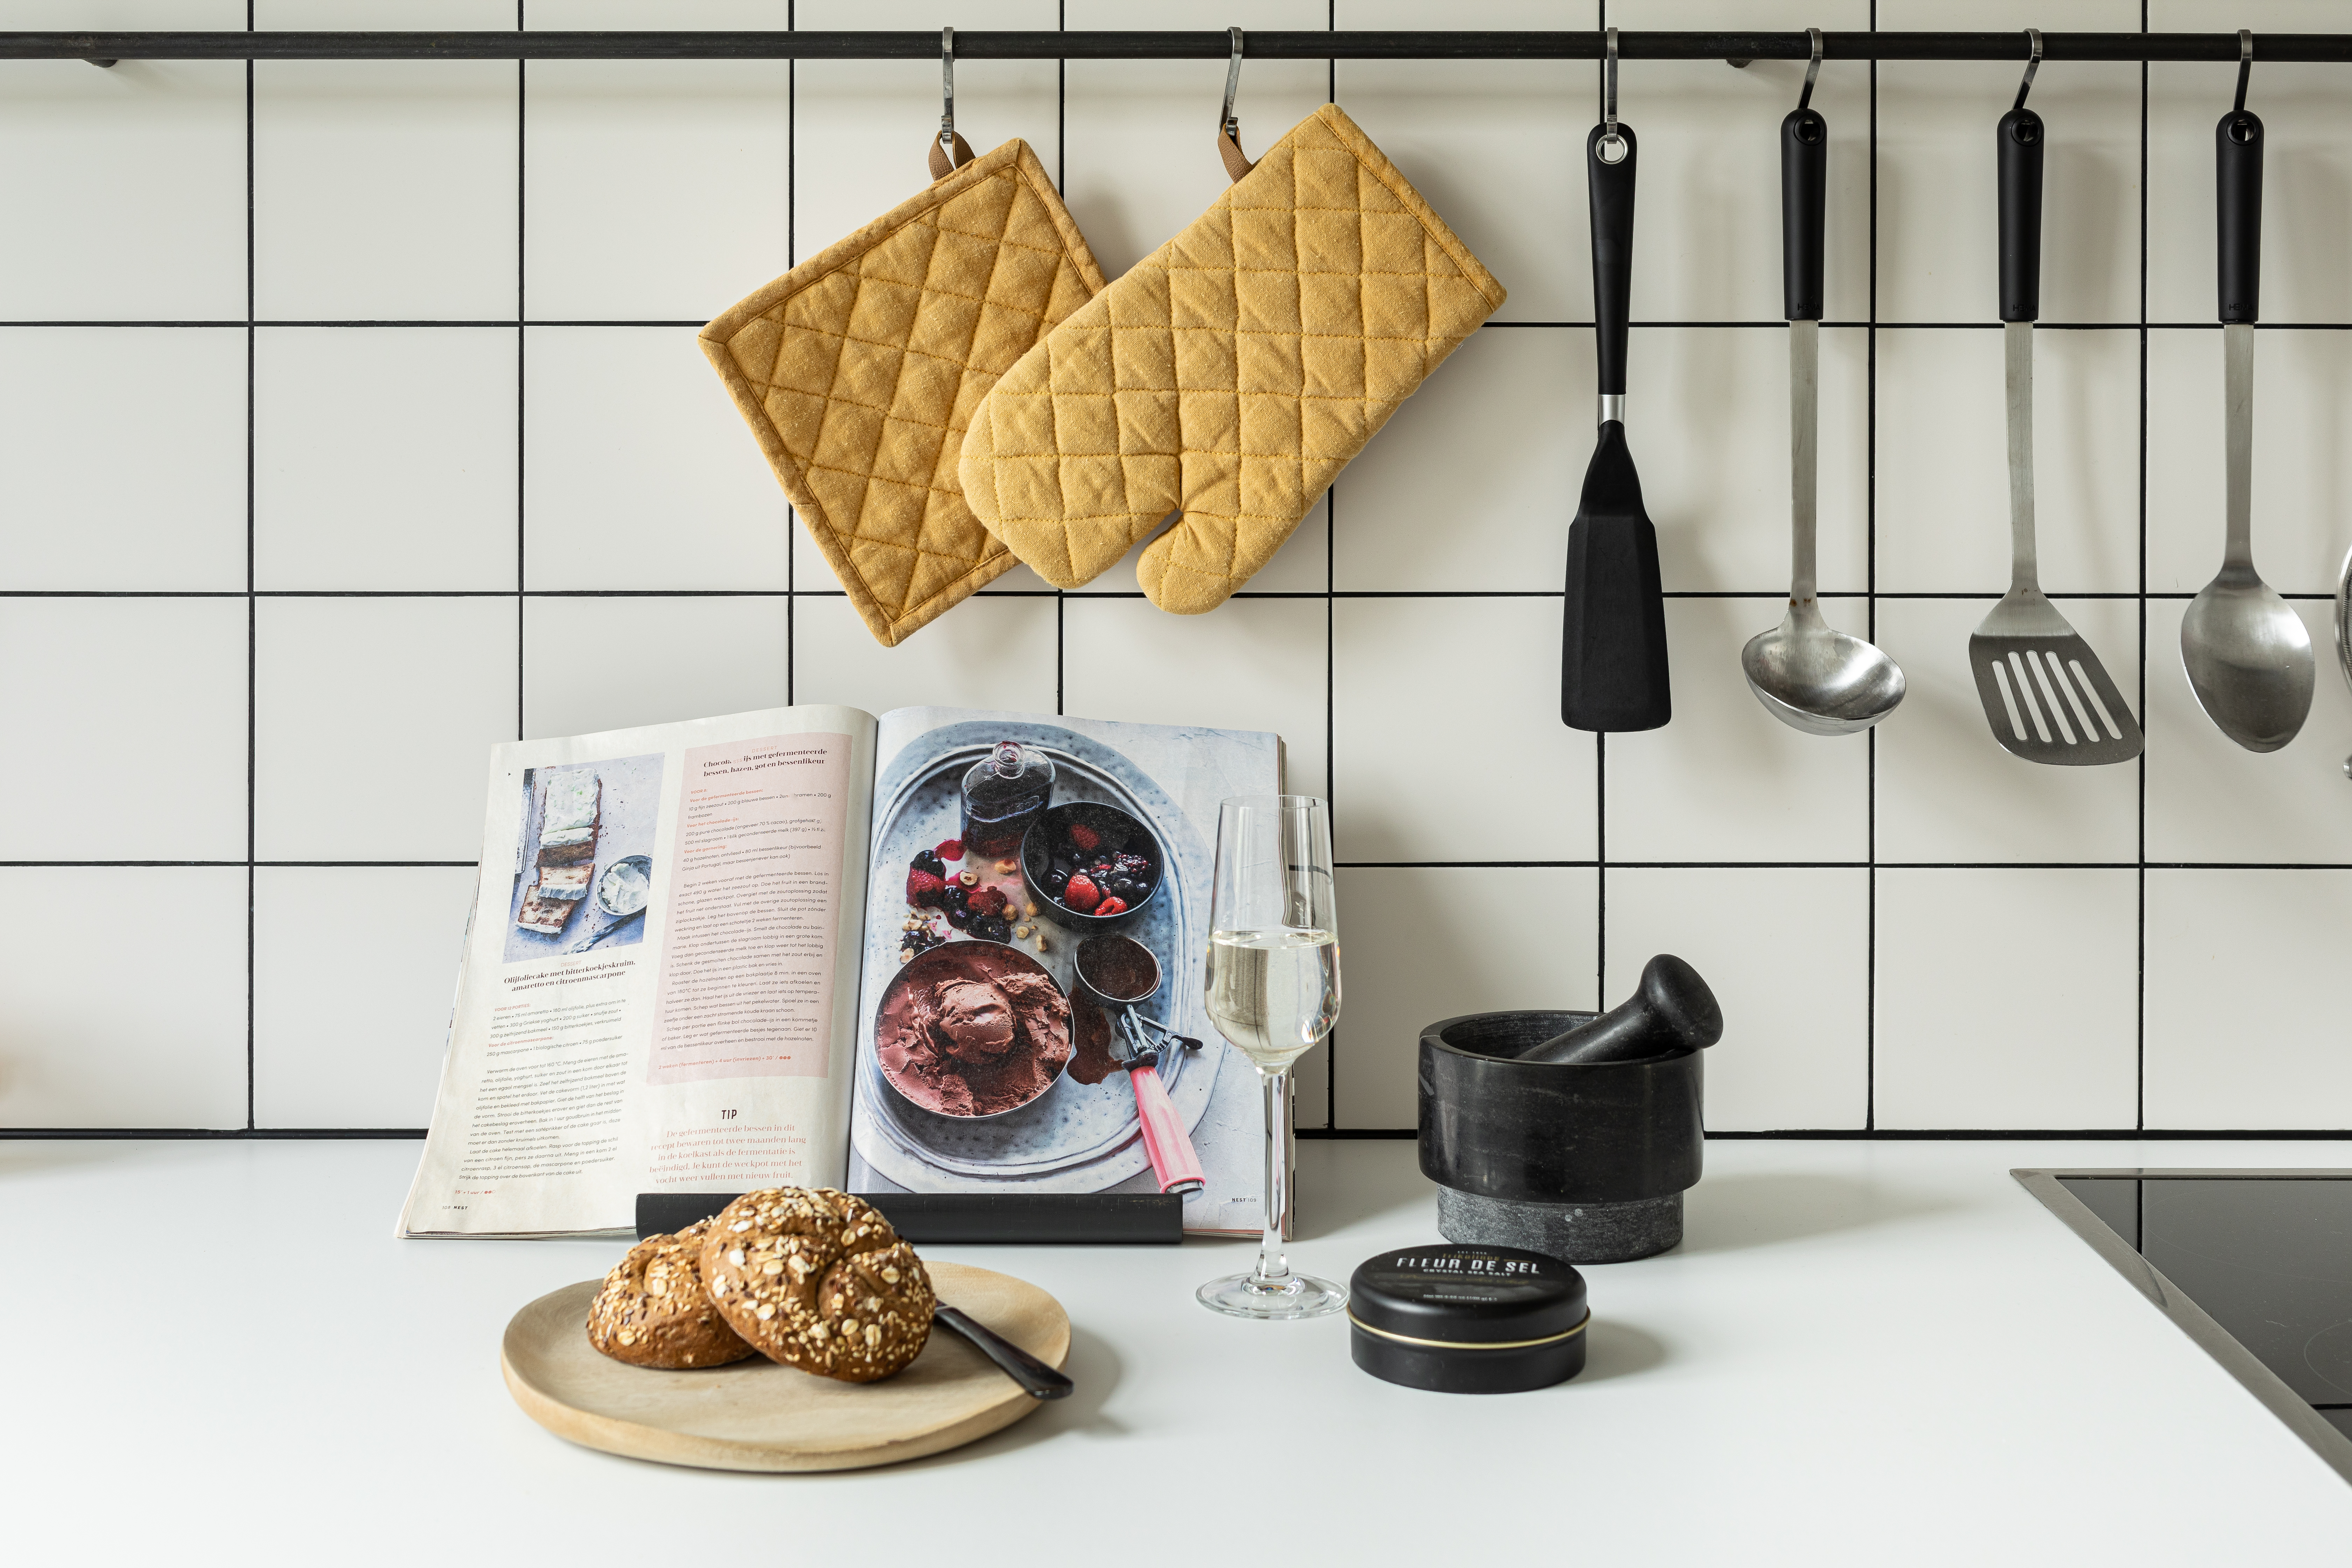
[2234,28,2254,114]
[1222,27,1244,144]
[1798,27,1823,113]
[2013,27,2042,112]
[1218,27,1254,182]
[927,27,976,180]
[939,27,957,158]
[1597,27,1626,164]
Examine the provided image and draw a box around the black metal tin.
[1347,1245,1589,1394]
[1418,1009,1703,1205]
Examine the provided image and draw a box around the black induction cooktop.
[2018,1170,2352,1483]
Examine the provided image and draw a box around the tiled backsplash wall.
[5,0,2350,1136]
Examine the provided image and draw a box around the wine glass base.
[1196,1271,1349,1320]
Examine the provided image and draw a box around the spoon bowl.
[1742,602,1906,736]
[2182,566,2314,754]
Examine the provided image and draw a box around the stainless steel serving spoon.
[1742,80,1905,736]
[2335,541,2352,778]
[2181,77,2313,754]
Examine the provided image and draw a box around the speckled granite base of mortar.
[1436,1187,1683,1264]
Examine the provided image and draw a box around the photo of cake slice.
[517,770,604,935]
[536,771,602,864]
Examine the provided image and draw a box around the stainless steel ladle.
[2182,42,2314,755]
[1742,42,1905,736]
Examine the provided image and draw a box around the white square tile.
[1332,328,1578,594]
[1335,2,1586,324]
[1874,50,2141,324]
[1060,597,1329,798]
[255,328,518,592]
[2143,868,2352,1129]
[2147,58,2352,326]
[527,0,785,21]
[0,59,246,320]
[1604,597,1872,863]
[1633,325,1870,594]
[522,61,791,322]
[1874,866,2139,1129]
[1051,494,1331,598]
[524,326,789,591]
[1871,595,2142,864]
[254,597,517,861]
[1331,596,1599,864]
[524,595,789,738]
[1875,326,2140,595]
[1332,864,1601,1128]
[0,866,248,1129]
[0,327,246,591]
[1605,866,1869,1130]
[791,590,1058,718]
[794,0,1062,279]
[2145,598,2352,865]
[1064,0,1330,281]
[2147,328,2352,596]
[254,62,519,321]
[257,0,508,21]
[253,864,480,1129]
[16,2,243,20]
[0,598,247,861]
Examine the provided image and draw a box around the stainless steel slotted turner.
[1967,83,2141,767]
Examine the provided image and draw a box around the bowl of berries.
[1022,803,1163,933]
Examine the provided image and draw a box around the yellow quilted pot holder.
[958,104,1506,614]
[701,139,1107,645]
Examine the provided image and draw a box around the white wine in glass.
[1196,796,1347,1320]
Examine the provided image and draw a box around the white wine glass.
[1196,795,1346,1320]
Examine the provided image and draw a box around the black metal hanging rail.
[8,31,2352,64]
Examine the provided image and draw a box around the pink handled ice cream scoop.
[1076,933,1205,1196]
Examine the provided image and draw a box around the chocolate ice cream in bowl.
[875,940,1074,1119]
[1022,803,1163,934]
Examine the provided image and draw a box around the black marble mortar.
[1418,1010,1703,1264]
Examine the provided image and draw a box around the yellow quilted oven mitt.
[701,140,1107,646]
[959,104,1505,613]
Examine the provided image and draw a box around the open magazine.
[398,705,1281,1239]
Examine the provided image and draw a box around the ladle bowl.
[1741,602,1906,736]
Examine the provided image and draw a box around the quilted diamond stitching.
[959,105,1503,615]
[699,139,1106,645]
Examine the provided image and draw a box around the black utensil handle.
[1588,122,1638,398]
[934,1305,1074,1400]
[1997,106,2044,323]
[1781,107,1827,321]
[2217,107,2263,323]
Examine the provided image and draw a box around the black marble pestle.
[1519,954,1722,1065]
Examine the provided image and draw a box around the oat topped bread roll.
[586,1218,755,1369]
[700,1188,936,1383]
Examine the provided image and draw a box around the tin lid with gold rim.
[1348,1244,1587,1348]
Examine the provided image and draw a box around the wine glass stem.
[1252,1066,1293,1290]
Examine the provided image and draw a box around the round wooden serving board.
[502,1261,1070,1472]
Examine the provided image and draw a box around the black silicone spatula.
[1562,94,1671,732]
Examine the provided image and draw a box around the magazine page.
[399,705,877,1237]
[846,707,1282,1236]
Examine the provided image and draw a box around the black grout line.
[34,590,2352,603]
[2137,3,2150,1135]
[1865,0,1878,1134]
[244,5,257,1136]
[784,4,802,700]
[14,860,2352,872]
[516,42,528,742]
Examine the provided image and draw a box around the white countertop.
[9,1136,2351,1564]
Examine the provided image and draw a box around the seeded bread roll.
[700,1188,936,1382]
[585,1218,756,1369]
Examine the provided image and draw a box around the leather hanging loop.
[1218,26,1254,182]
[928,26,975,181]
